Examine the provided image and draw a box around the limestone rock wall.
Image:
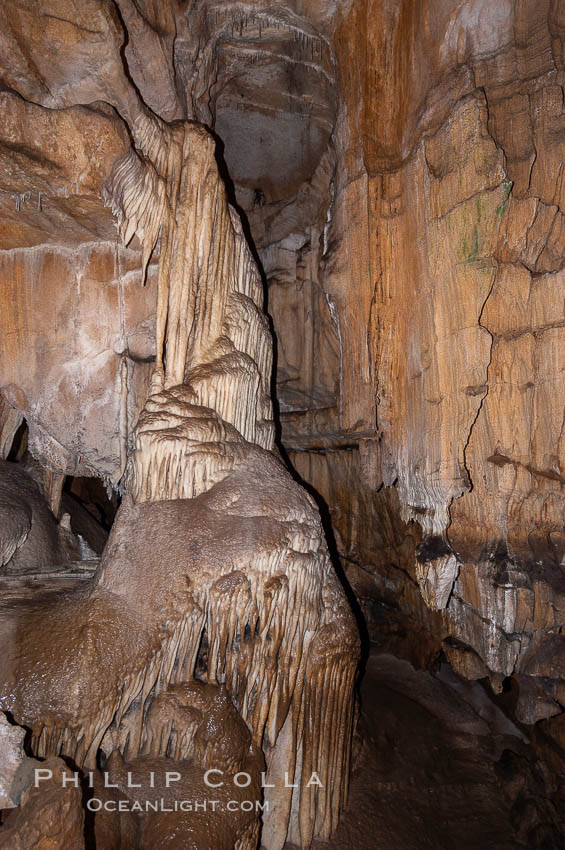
[276,0,565,719]
[1,0,565,776]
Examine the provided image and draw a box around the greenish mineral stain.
[466,224,479,263]
[459,181,513,265]
[496,180,513,217]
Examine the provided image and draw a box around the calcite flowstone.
[0,446,359,848]
[5,0,565,844]
[0,17,360,847]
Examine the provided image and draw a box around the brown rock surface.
[0,93,130,248]
[0,758,84,850]
[2,0,565,846]
[0,460,81,572]
[295,652,564,850]
[0,83,155,482]
[94,746,263,850]
[0,243,156,480]
[273,0,565,712]
[0,713,34,810]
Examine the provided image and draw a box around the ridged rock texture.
[262,0,565,731]
[2,0,565,846]
[0,2,359,849]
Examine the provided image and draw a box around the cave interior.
[1,1,565,849]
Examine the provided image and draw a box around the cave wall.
[0,0,564,726]
[272,0,565,717]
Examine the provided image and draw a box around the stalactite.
[1,106,359,850]
[7,457,359,847]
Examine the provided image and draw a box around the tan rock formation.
[2,0,565,845]
[276,0,565,719]
[0,9,359,848]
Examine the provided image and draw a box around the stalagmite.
[4,1,565,845]
[0,104,359,850]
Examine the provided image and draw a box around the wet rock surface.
[301,652,565,850]
[1,0,565,847]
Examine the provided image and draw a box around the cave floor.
[284,650,563,850]
[2,568,563,849]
